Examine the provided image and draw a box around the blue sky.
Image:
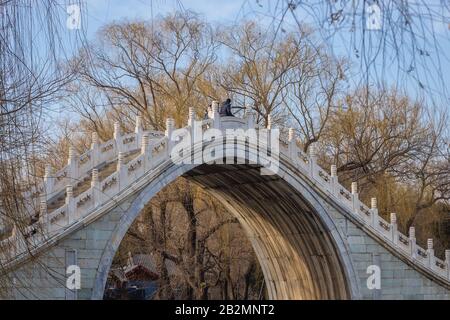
[83,0,246,33]
[53,0,450,117]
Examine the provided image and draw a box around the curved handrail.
[1,110,449,284]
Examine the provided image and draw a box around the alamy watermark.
[366,2,382,30]
[168,120,280,175]
[66,4,81,30]
[66,264,81,290]
[366,265,381,290]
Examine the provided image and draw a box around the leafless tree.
[74,11,219,130]
[113,178,263,300]
[0,0,84,297]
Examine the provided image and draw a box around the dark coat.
[219,99,233,116]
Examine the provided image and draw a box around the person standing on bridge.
[219,98,233,117]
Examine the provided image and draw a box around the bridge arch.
[91,140,362,300]
[3,116,449,300]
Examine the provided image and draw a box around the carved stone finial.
[166,118,174,128]
[409,226,416,239]
[351,182,358,195]
[371,197,377,209]
[189,107,195,120]
[188,107,196,127]
[118,152,125,166]
[40,200,47,214]
[330,165,337,177]
[67,146,77,166]
[92,168,99,183]
[165,118,175,138]
[66,185,73,198]
[114,122,120,138]
[390,212,397,224]
[288,128,295,142]
[141,133,149,146]
[91,132,98,145]
[141,133,149,154]
[309,144,317,159]
[44,165,52,178]
[267,114,272,129]
[135,115,142,131]
[427,238,433,250]
[68,146,76,159]
[245,105,255,128]
[211,101,219,114]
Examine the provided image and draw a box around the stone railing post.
[91,169,101,208]
[91,132,100,168]
[445,250,450,280]
[288,128,296,159]
[245,105,255,129]
[309,144,317,179]
[117,152,127,190]
[211,101,220,129]
[188,107,198,161]
[165,118,175,157]
[135,115,143,148]
[43,165,54,201]
[390,213,398,245]
[409,227,416,259]
[141,133,152,171]
[114,121,122,153]
[188,107,195,127]
[427,239,434,268]
[66,185,75,225]
[188,107,202,165]
[330,165,338,195]
[370,197,378,228]
[67,146,78,184]
[262,114,274,159]
[266,114,272,129]
[141,133,149,155]
[351,182,359,213]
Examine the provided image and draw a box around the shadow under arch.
[91,140,362,300]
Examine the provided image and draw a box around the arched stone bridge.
[1,102,449,299]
